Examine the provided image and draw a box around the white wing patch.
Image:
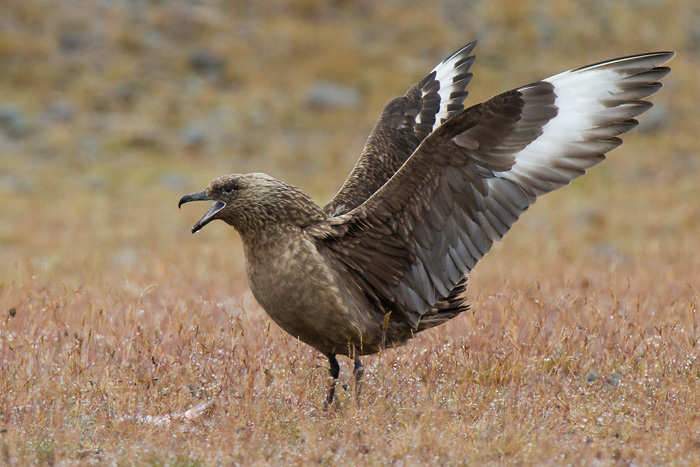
[417,42,476,134]
[494,53,672,197]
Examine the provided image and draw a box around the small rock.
[189,49,225,77]
[0,105,30,138]
[80,137,102,159]
[58,29,89,53]
[586,370,599,383]
[43,99,76,124]
[307,81,362,110]
[160,172,188,189]
[181,124,206,149]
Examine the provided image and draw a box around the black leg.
[326,354,340,406]
[353,358,364,400]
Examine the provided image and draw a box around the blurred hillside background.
[2,1,700,464]
[1,0,697,288]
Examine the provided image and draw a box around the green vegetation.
[1,0,699,464]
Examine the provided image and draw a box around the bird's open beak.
[178,190,226,234]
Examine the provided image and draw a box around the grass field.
[2,0,699,464]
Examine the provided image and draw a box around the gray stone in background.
[189,49,226,78]
[181,124,207,150]
[43,99,76,124]
[0,105,30,138]
[306,82,362,110]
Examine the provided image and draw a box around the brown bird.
[179,42,673,404]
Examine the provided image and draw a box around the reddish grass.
[2,254,700,464]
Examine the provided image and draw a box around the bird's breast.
[242,229,366,355]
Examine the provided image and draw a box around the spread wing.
[323,41,477,216]
[309,51,674,329]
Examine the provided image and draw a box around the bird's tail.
[416,277,469,332]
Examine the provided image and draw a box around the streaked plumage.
[179,42,673,404]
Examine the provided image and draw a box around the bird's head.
[179,173,325,235]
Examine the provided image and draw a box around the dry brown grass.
[1,0,699,464]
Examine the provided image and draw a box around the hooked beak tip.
[179,190,212,208]
[180,189,222,233]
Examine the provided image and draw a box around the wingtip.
[442,40,477,63]
[643,51,676,67]
[654,51,675,60]
[660,51,676,65]
[630,50,676,67]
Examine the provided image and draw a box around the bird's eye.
[222,185,234,195]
